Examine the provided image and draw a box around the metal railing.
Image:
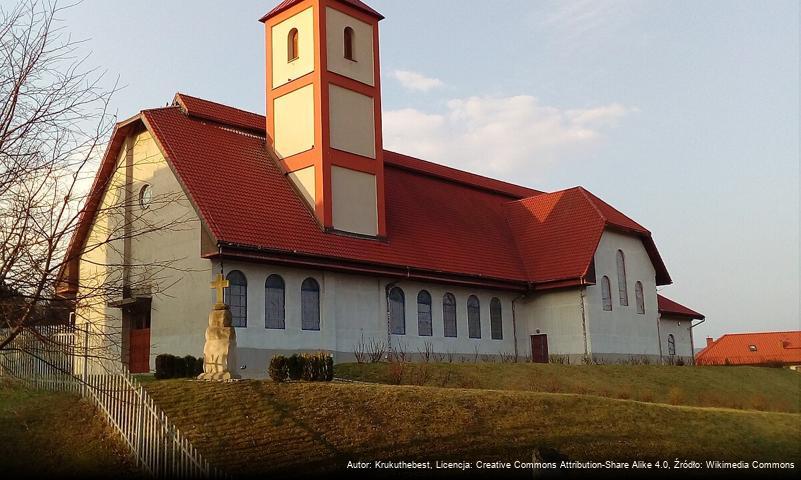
[0,325,222,478]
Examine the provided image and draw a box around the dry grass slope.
[0,381,138,478]
[335,363,801,413]
[145,379,801,477]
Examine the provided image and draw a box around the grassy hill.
[335,363,801,413]
[0,380,137,478]
[144,377,801,477]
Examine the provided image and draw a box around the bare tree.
[0,0,193,365]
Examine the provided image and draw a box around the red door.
[531,334,549,363]
[128,305,151,373]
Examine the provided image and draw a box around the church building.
[58,0,704,375]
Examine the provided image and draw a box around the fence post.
[81,326,89,397]
[135,384,145,469]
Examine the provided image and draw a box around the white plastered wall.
[658,314,695,362]
[213,258,520,377]
[273,84,315,158]
[585,229,661,359]
[271,7,315,89]
[515,289,589,361]
[288,165,316,209]
[325,7,375,86]
[331,165,377,236]
[328,84,375,158]
[76,129,213,370]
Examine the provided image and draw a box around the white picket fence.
[0,325,222,478]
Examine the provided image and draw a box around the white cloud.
[392,70,444,92]
[383,95,635,183]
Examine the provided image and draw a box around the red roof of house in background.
[658,294,705,319]
[260,0,384,22]
[696,331,801,366]
[60,94,674,293]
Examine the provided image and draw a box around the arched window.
[288,28,299,61]
[301,278,320,331]
[389,287,405,335]
[601,276,613,311]
[344,27,355,61]
[617,250,629,306]
[225,270,247,328]
[265,275,285,329]
[490,298,503,340]
[443,293,457,338]
[635,281,645,314]
[417,290,432,337]
[667,334,676,356]
[467,295,481,339]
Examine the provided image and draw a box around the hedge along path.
[144,380,801,476]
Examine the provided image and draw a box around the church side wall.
[215,259,520,378]
[585,229,662,362]
[514,289,589,363]
[658,314,695,364]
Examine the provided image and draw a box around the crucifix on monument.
[211,273,229,307]
[198,272,240,381]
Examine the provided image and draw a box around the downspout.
[511,290,528,362]
[689,317,706,365]
[385,279,400,358]
[656,312,664,363]
[579,288,590,360]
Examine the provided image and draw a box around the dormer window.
[288,28,299,61]
[749,345,758,352]
[344,27,355,61]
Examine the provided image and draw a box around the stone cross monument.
[197,273,241,381]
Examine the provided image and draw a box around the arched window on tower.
[344,27,355,61]
[635,281,645,314]
[265,275,285,329]
[288,28,299,61]
[225,270,247,328]
[443,293,457,338]
[490,298,503,340]
[467,295,481,339]
[417,290,432,337]
[301,277,320,330]
[667,334,676,356]
[616,250,629,306]
[601,276,613,311]
[389,287,405,335]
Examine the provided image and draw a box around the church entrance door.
[125,300,151,374]
[530,334,549,363]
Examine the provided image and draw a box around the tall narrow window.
[288,28,299,61]
[467,295,481,339]
[265,275,285,329]
[344,27,355,61]
[667,334,676,356]
[601,276,613,311]
[617,250,629,306]
[225,271,247,328]
[490,298,503,340]
[301,277,320,331]
[389,287,405,335]
[417,290,432,337]
[443,293,457,338]
[635,281,645,314]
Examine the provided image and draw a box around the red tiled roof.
[696,331,801,366]
[60,94,673,293]
[504,187,671,286]
[260,0,384,23]
[658,294,704,319]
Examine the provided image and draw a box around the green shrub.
[269,355,289,382]
[287,354,303,380]
[154,354,202,379]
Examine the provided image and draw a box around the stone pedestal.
[197,304,241,381]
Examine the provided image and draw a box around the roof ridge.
[575,186,608,224]
[174,92,263,118]
[716,331,801,337]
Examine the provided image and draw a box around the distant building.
[696,331,801,366]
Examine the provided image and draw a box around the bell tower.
[261,0,386,238]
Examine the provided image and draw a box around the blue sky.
[60,0,798,341]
